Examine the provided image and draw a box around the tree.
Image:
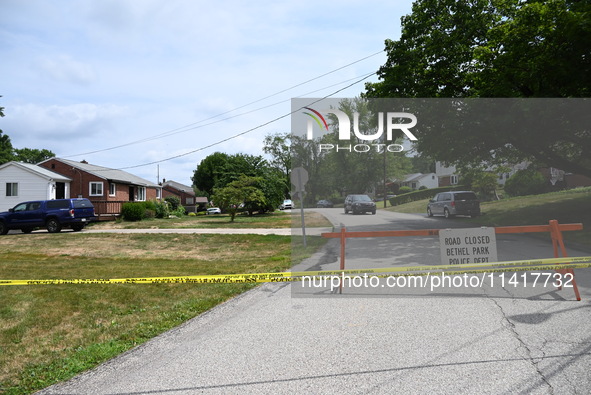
[212,175,266,221]
[263,132,291,198]
[193,152,285,213]
[504,168,547,197]
[365,0,591,178]
[13,148,55,164]
[192,152,230,196]
[291,97,413,205]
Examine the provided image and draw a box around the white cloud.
[38,54,98,85]
[1,0,413,184]
[5,102,128,146]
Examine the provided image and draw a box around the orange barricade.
[321,220,584,300]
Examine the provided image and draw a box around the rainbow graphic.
[302,107,328,131]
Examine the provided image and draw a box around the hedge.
[389,185,467,206]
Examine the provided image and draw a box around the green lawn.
[0,233,326,394]
[384,187,591,247]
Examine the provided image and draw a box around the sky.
[0,0,414,186]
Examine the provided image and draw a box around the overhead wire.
[115,72,377,170]
[63,50,384,158]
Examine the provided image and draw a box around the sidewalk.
[81,227,332,236]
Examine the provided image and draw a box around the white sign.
[439,227,498,265]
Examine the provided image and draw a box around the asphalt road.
[38,209,591,394]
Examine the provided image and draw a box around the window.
[46,200,70,209]
[450,175,459,185]
[156,188,161,199]
[109,183,116,196]
[186,197,194,205]
[90,182,104,196]
[6,182,18,197]
[137,187,146,201]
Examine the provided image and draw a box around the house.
[38,158,162,217]
[161,179,208,213]
[0,161,72,212]
[435,161,591,189]
[435,162,460,187]
[398,173,438,190]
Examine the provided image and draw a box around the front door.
[56,182,65,199]
[129,186,135,201]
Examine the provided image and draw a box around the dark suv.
[344,194,376,215]
[427,191,480,218]
[0,198,96,235]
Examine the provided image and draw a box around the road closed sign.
[439,227,498,265]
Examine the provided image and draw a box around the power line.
[115,72,376,170]
[63,50,384,158]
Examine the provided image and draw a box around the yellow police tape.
[1,256,591,286]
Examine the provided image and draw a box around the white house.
[399,173,439,190]
[0,161,72,212]
[435,161,529,187]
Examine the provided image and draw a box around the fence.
[321,220,584,300]
[91,200,125,220]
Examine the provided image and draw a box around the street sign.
[291,167,309,192]
[439,227,498,265]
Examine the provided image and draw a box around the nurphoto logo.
[302,106,418,153]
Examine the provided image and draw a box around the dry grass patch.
[0,233,327,394]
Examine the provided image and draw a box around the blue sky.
[1,0,413,185]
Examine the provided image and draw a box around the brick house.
[161,179,208,213]
[38,158,161,217]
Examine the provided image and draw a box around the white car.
[206,207,221,215]
[280,199,293,210]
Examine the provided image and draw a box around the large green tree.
[193,152,285,212]
[13,148,55,164]
[263,132,291,198]
[365,0,591,178]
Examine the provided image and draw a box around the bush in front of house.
[165,196,181,211]
[121,202,146,221]
[153,200,170,218]
[504,169,547,197]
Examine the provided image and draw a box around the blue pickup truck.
[0,198,96,235]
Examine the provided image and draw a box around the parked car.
[344,194,376,215]
[0,198,96,235]
[206,207,222,215]
[427,191,481,218]
[316,200,334,208]
[280,199,293,210]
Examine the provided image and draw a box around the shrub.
[398,186,413,194]
[153,200,170,218]
[143,200,157,212]
[144,209,156,219]
[165,196,181,210]
[504,169,547,197]
[121,202,145,221]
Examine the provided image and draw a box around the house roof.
[41,158,160,188]
[162,180,196,196]
[0,161,72,182]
